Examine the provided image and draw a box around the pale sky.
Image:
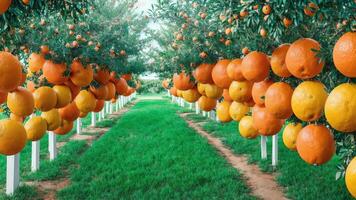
[136,0,156,13]
[136,0,160,80]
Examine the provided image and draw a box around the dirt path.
[179,113,289,200]
[26,100,138,200]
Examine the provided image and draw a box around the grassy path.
[183,106,354,200]
[180,113,287,200]
[57,100,256,200]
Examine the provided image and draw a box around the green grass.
[57,100,256,200]
[0,185,38,200]
[25,140,88,181]
[184,108,354,200]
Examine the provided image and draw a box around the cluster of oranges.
[166,31,356,198]
[0,50,136,157]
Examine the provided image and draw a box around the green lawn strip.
[186,113,208,123]
[57,100,256,200]
[95,119,116,128]
[25,140,88,181]
[0,185,38,200]
[94,102,136,129]
[0,113,92,187]
[183,105,353,200]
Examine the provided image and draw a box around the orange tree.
[0,0,148,114]
[149,0,356,183]
[0,0,148,157]
[13,0,146,87]
[0,0,91,30]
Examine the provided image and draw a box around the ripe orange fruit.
[65,80,80,99]
[198,96,217,111]
[93,99,105,113]
[283,17,292,28]
[239,10,248,18]
[40,45,50,55]
[325,83,356,132]
[242,47,249,55]
[222,89,232,102]
[239,116,259,139]
[0,51,23,92]
[41,109,61,131]
[211,59,232,89]
[33,86,57,112]
[0,91,7,104]
[54,120,73,135]
[333,32,356,77]
[217,101,232,122]
[229,101,249,121]
[262,4,271,15]
[26,81,36,93]
[197,83,206,95]
[59,102,80,122]
[205,84,223,99]
[296,124,335,165]
[53,85,72,108]
[304,2,318,16]
[109,71,117,82]
[115,78,129,95]
[42,60,68,84]
[176,89,183,97]
[75,90,97,113]
[346,157,356,198]
[10,113,24,122]
[285,38,324,79]
[241,51,270,82]
[182,88,201,103]
[282,123,302,151]
[226,59,245,81]
[170,87,178,97]
[265,82,293,119]
[291,81,327,122]
[251,80,274,106]
[162,79,170,89]
[193,63,214,84]
[260,28,267,38]
[121,73,132,81]
[173,72,194,90]
[28,53,45,73]
[225,28,232,35]
[22,0,29,5]
[94,69,110,85]
[7,87,34,117]
[252,105,285,136]
[70,61,93,87]
[229,81,253,102]
[19,72,26,86]
[105,82,116,100]
[25,116,47,141]
[271,44,292,78]
[79,112,88,118]
[89,85,108,100]
[244,98,255,107]
[0,119,27,155]
[0,0,12,14]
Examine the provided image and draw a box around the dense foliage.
[149,0,356,179]
[136,79,166,94]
